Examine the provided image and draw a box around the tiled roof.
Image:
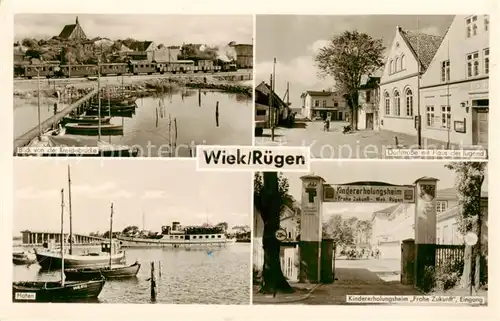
[400,28,444,71]
[306,90,332,96]
[59,24,76,39]
[129,41,153,52]
[255,81,289,108]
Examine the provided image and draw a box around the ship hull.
[118,236,237,248]
[35,250,126,269]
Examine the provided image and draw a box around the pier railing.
[13,89,97,155]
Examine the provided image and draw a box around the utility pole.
[416,16,422,149]
[269,73,274,141]
[271,57,277,141]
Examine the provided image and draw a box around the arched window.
[395,57,399,72]
[400,55,405,70]
[405,88,413,116]
[393,90,401,116]
[384,92,390,115]
[389,60,393,74]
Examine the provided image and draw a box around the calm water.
[14,88,252,157]
[13,244,251,304]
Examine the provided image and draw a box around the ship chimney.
[76,16,79,25]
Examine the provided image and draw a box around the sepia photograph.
[254,15,489,159]
[252,161,488,305]
[12,159,251,304]
[13,14,253,158]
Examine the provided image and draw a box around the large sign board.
[323,184,415,203]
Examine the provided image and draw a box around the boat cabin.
[101,241,121,254]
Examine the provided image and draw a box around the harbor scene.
[13,159,252,304]
[13,14,253,157]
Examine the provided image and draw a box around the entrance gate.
[299,175,438,289]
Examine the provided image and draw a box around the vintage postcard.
[253,161,488,306]
[13,14,253,158]
[12,158,251,304]
[254,15,489,160]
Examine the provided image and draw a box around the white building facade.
[301,91,348,121]
[420,15,489,148]
[379,26,443,138]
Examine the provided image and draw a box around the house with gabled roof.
[370,186,488,259]
[420,15,489,148]
[300,90,348,121]
[379,25,444,138]
[126,41,157,62]
[58,16,87,41]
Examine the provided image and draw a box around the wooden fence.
[435,244,465,269]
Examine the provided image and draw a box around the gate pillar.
[299,175,324,283]
[413,177,438,290]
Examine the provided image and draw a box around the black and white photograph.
[254,15,489,159]
[12,159,252,304]
[252,162,488,305]
[13,14,253,157]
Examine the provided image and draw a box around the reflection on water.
[14,88,252,157]
[13,244,250,304]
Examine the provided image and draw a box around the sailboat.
[34,166,126,269]
[65,203,141,281]
[12,189,105,302]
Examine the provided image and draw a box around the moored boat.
[85,109,135,118]
[62,115,111,125]
[13,251,37,265]
[90,104,136,111]
[65,261,141,281]
[13,187,106,303]
[12,278,105,302]
[34,246,126,269]
[64,123,123,136]
[118,221,237,248]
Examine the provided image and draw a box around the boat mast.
[67,165,73,255]
[37,68,41,141]
[109,203,113,267]
[97,57,102,141]
[60,188,65,286]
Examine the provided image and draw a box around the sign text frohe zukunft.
[324,185,415,203]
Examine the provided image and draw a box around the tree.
[445,162,487,290]
[315,30,385,130]
[122,225,139,236]
[216,222,229,232]
[323,214,355,247]
[254,172,293,294]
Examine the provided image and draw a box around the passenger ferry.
[117,222,237,248]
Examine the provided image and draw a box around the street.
[255,121,459,159]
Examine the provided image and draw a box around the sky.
[14,14,253,46]
[283,161,489,222]
[255,15,454,110]
[13,159,251,236]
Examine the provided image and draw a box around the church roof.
[59,24,77,39]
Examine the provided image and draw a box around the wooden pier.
[13,89,98,155]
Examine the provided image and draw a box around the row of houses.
[15,16,253,68]
[301,15,489,147]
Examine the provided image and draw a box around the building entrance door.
[472,106,489,148]
[366,113,374,130]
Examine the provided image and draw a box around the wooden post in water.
[174,118,178,153]
[150,261,157,302]
[198,89,201,107]
[159,261,162,277]
[215,101,219,127]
